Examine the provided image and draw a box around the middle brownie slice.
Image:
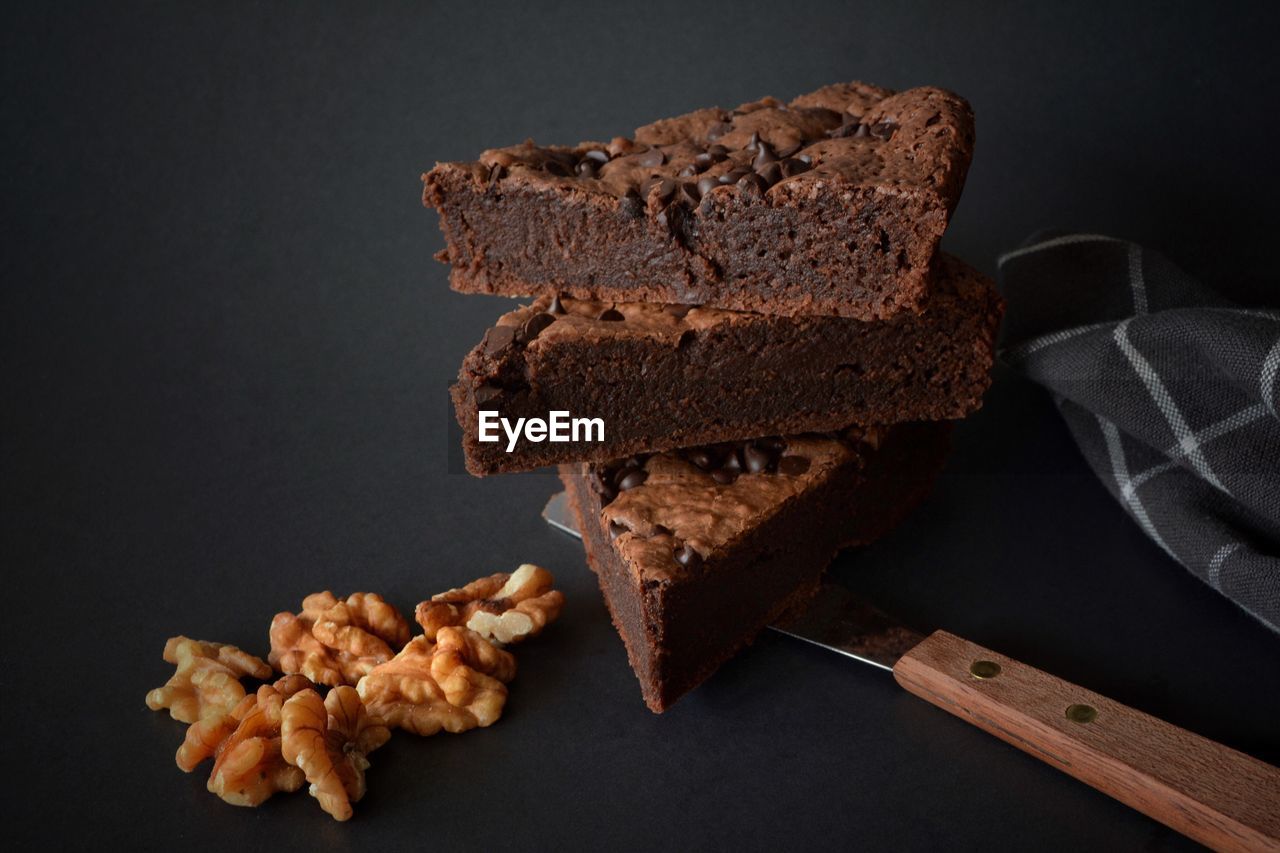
[453,254,1001,476]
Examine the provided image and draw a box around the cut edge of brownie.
[559,421,952,712]
[424,81,974,320]
[453,254,1001,475]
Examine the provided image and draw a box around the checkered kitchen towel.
[998,234,1280,632]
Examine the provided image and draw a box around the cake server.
[543,491,1280,851]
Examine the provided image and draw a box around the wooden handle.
[893,630,1280,852]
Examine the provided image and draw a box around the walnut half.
[356,628,516,737]
[146,636,272,724]
[281,686,390,821]
[415,564,564,646]
[269,592,412,687]
[188,675,315,807]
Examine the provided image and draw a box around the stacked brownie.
[425,80,1002,713]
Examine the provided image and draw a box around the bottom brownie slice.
[559,421,951,713]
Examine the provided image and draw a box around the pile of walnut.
[146,564,563,821]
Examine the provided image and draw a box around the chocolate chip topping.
[637,148,665,168]
[473,384,502,406]
[598,307,625,322]
[518,311,556,343]
[591,431,881,581]
[616,468,648,491]
[483,324,517,355]
[674,543,703,570]
[547,293,565,315]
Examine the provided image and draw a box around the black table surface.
[5,2,1278,850]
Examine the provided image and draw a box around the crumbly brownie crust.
[453,255,1000,475]
[424,81,974,320]
[559,422,951,712]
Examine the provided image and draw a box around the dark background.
[4,2,1278,850]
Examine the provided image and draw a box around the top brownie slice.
[424,81,974,320]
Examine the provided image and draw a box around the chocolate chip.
[752,143,777,169]
[869,121,897,140]
[828,114,865,139]
[544,159,571,177]
[609,520,628,540]
[678,164,698,177]
[743,444,772,474]
[720,168,750,185]
[708,144,728,157]
[638,148,665,167]
[547,293,565,315]
[674,543,703,570]
[486,164,506,188]
[583,149,610,164]
[694,150,726,170]
[779,157,812,178]
[737,172,768,193]
[652,524,672,537]
[482,325,517,355]
[654,178,677,203]
[721,451,742,473]
[688,449,715,470]
[745,131,761,152]
[759,436,788,451]
[590,469,618,504]
[854,123,870,138]
[598,307,624,322]
[711,469,738,485]
[617,469,648,491]
[696,176,720,198]
[663,303,695,318]
[474,384,502,406]
[679,182,701,205]
[756,162,783,186]
[575,160,598,178]
[779,455,811,476]
[620,188,644,218]
[519,311,556,342]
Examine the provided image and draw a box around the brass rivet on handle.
[969,660,1001,679]
[1066,703,1098,724]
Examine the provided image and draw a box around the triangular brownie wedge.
[559,422,951,713]
[424,81,973,320]
[454,254,1000,475]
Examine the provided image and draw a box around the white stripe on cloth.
[1113,319,1228,494]
[997,233,1122,267]
[1207,542,1240,590]
[1263,337,1280,417]
[1098,414,1176,559]
[1128,243,1148,314]
[1127,403,1272,493]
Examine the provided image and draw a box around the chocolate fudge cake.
[559,421,951,712]
[424,81,974,320]
[453,255,1000,475]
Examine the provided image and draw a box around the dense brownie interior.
[454,255,1001,475]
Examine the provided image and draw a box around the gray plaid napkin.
[998,234,1280,632]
